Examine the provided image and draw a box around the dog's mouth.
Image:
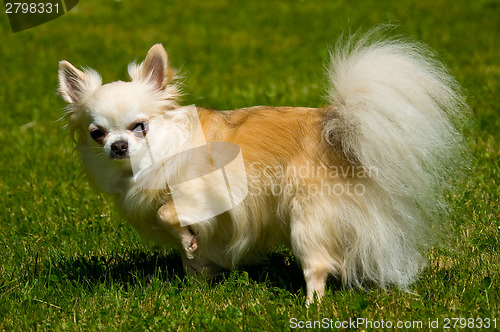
[110,152,130,160]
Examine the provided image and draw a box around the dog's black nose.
[111,141,128,156]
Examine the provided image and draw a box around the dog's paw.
[182,229,198,259]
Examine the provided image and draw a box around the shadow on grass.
[55,250,185,287]
[243,251,343,295]
[53,248,338,295]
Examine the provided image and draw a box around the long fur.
[320,33,467,289]
[59,33,467,304]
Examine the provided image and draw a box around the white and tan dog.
[59,32,466,304]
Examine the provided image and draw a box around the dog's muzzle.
[110,140,130,159]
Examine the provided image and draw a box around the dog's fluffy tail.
[323,32,467,289]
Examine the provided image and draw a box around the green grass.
[1,0,499,330]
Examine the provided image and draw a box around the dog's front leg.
[157,203,198,259]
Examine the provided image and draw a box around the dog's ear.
[130,44,176,90]
[58,61,102,104]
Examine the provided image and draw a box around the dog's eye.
[132,121,148,136]
[90,129,106,142]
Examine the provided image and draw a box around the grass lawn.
[1,0,499,330]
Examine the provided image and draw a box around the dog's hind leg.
[289,197,340,305]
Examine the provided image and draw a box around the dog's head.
[59,44,180,160]
[58,45,192,193]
